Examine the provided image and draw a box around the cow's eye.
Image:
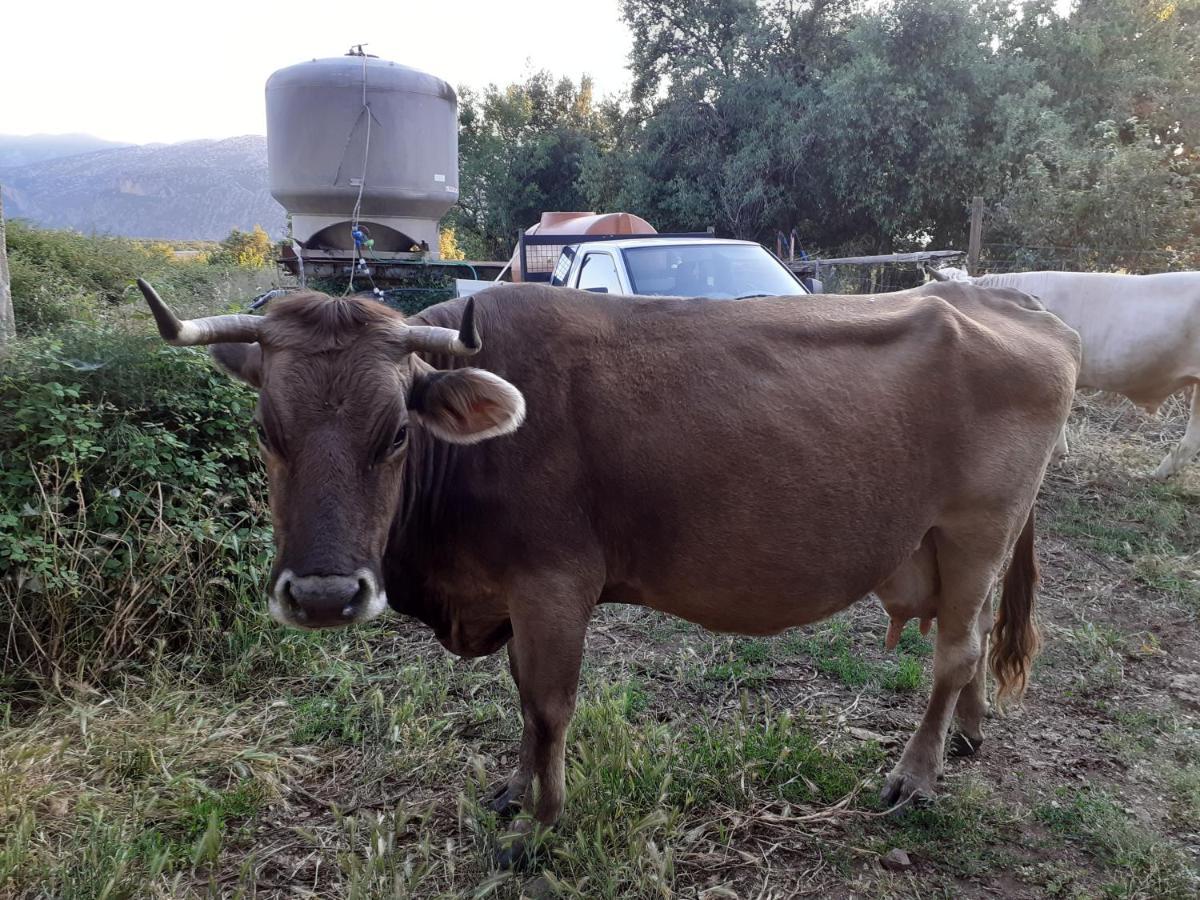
[392,425,409,448]
[254,421,268,444]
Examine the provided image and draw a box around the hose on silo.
[345,51,374,297]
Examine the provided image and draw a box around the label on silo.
[434,174,446,182]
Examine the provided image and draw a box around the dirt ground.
[3,392,1199,899]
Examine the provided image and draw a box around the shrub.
[6,220,165,306]
[0,323,271,695]
[206,226,275,269]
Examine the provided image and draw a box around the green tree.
[448,73,603,259]
[455,0,1198,261]
[210,225,274,268]
[990,119,1198,268]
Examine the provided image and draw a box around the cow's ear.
[210,343,263,389]
[409,368,525,444]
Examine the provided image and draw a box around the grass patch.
[1098,705,1179,757]
[792,619,928,692]
[1134,554,1200,615]
[703,638,774,688]
[1047,479,1200,565]
[1035,787,1198,898]
[854,779,1021,878]
[537,687,884,898]
[0,682,295,896]
[1164,765,1200,831]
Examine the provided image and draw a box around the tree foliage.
[449,0,1199,266]
[209,225,274,268]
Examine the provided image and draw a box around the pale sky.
[3,0,635,144]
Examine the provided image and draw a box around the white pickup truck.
[547,236,811,299]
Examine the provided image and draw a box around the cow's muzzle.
[270,568,387,629]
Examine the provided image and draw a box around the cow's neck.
[383,356,513,658]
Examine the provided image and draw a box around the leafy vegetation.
[1036,787,1196,898]
[0,225,281,695]
[449,0,1200,267]
[0,323,272,694]
[5,220,277,334]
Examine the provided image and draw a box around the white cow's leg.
[1051,423,1069,463]
[1153,387,1200,480]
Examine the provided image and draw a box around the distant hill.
[0,136,287,241]
[0,133,133,168]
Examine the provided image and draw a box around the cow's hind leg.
[495,579,592,868]
[882,532,1001,807]
[1153,386,1200,480]
[949,593,992,757]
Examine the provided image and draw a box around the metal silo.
[266,47,458,265]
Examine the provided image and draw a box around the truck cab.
[548,237,811,299]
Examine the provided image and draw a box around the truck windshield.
[621,244,807,299]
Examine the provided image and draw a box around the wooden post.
[0,186,13,344]
[967,195,984,276]
[789,230,795,262]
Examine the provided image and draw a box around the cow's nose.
[272,570,376,628]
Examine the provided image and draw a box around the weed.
[1134,554,1200,615]
[857,779,1021,878]
[1036,787,1197,898]
[797,620,928,692]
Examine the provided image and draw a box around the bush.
[206,226,275,269]
[6,220,167,307]
[0,323,271,695]
[6,221,282,337]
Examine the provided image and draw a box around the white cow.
[931,266,1200,479]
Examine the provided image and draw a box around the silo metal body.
[265,53,458,262]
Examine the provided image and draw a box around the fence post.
[967,195,984,276]
[0,186,13,344]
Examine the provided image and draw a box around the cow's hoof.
[494,824,533,870]
[948,733,984,758]
[880,770,936,812]
[487,780,523,819]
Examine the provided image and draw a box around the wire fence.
[814,261,932,295]
[808,243,1197,295]
[977,244,1198,275]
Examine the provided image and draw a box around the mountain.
[0,136,287,241]
[0,133,133,168]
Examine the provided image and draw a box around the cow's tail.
[989,506,1041,706]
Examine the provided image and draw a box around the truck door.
[574,251,627,295]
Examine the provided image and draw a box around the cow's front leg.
[488,645,532,818]
[1153,387,1200,479]
[495,586,590,868]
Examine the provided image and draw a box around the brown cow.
[136,278,1079,865]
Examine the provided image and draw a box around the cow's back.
[975,271,1200,405]
[414,285,1077,634]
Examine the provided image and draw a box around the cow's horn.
[137,278,264,346]
[401,296,481,357]
[925,265,951,282]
